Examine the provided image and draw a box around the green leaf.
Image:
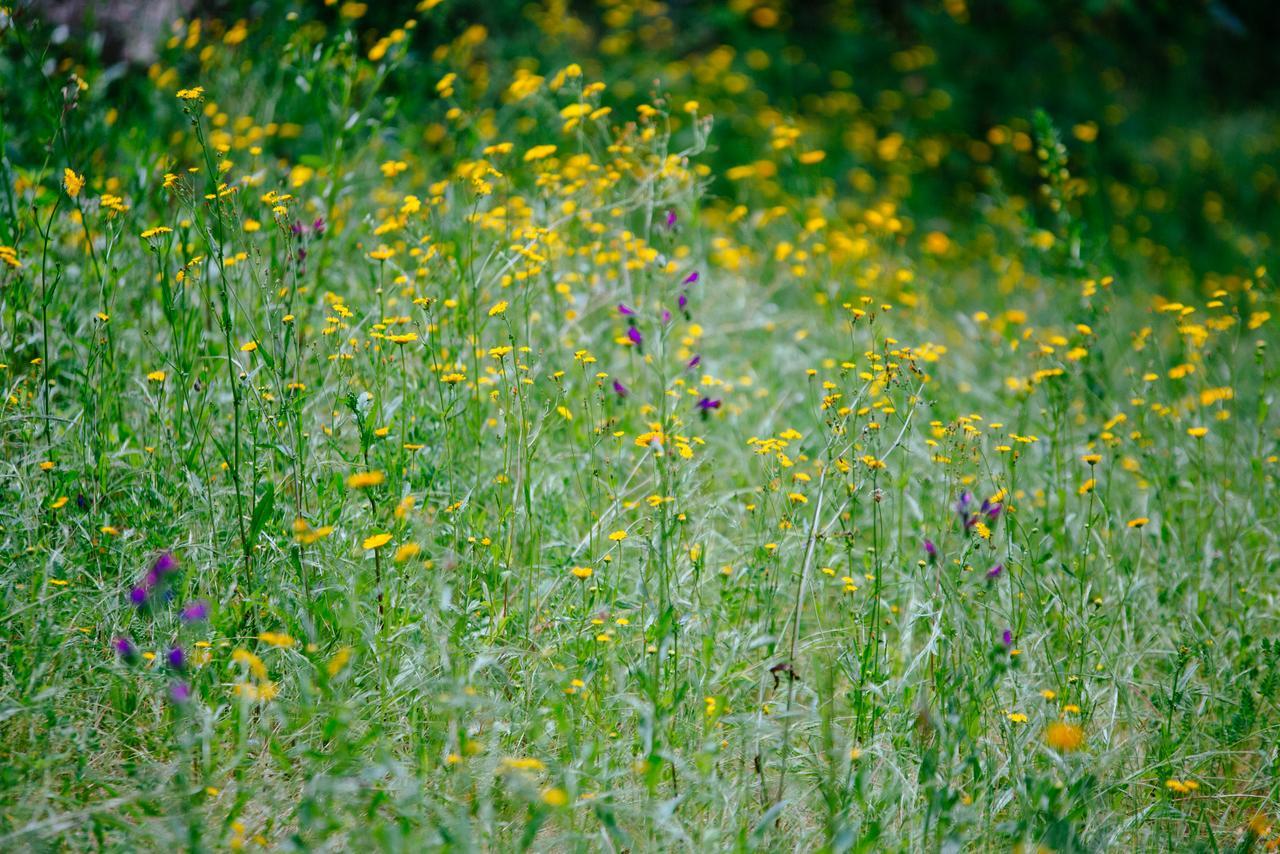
[248,481,275,551]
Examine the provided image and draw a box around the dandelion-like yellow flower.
[232,648,268,680]
[1044,721,1084,752]
[233,681,278,702]
[63,168,85,197]
[523,144,557,162]
[293,518,334,545]
[362,533,392,550]
[393,543,421,563]
[326,646,352,677]
[347,470,385,489]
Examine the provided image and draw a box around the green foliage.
[0,0,1278,850]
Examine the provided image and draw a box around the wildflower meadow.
[1,1,1279,850]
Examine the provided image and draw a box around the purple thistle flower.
[1001,629,1013,648]
[617,303,636,317]
[153,551,177,577]
[987,563,1004,580]
[686,355,701,370]
[180,600,210,623]
[113,636,138,663]
[627,326,643,347]
[612,379,628,398]
[291,220,303,236]
[312,217,326,235]
[166,645,187,672]
[683,271,699,285]
[129,586,149,607]
[924,539,938,563]
[169,680,192,704]
[665,209,677,230]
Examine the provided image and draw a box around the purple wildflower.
[612,379,628,398]
[986,563,1004,580]
[617,303,636,317]
[677,293,688,312]
[955,491,973,517]
[133,551,178,606]
[627,326,643,347]
[665,209,677,230]
[683,271,699,285]
[924,539,938,563]
[1001,629,1013,648]
[661,309,672,325]
[169,680,192,704]
[696,397,721,414]
[686,355,701,370]
[153,551,177,577]
[113,636,139,663]
[166,645,187,672]
[293,217,326,238]
[981,498,1002,521]
[180,600,210,623]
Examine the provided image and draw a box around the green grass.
[1,2,1279,850]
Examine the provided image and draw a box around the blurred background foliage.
[7,0,1279,287]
